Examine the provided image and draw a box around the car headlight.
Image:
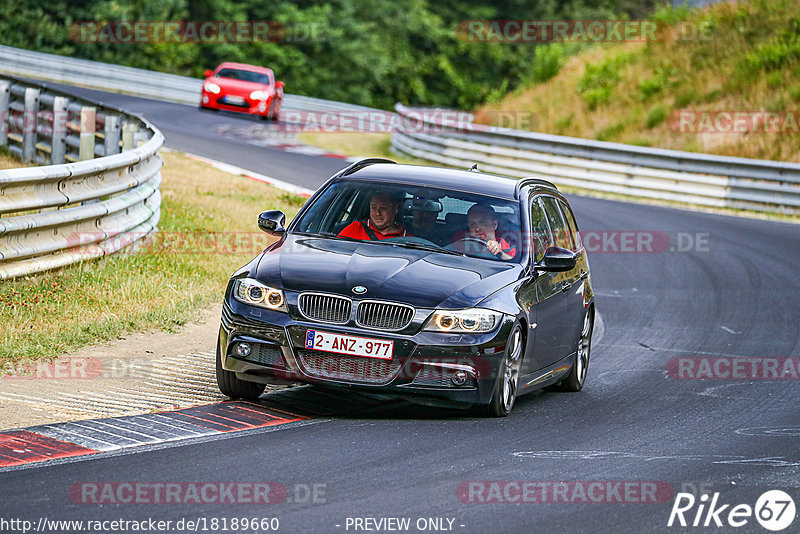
[233,278,287,312]
[249,90,269,100]
[423,309,502,334]
[204,82,221,94]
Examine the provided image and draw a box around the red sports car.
[200,62,284,120]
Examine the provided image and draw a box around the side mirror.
[204,69,213,77]
[258,210,286,235]
[275,81,285,90]
[536,246,576,272]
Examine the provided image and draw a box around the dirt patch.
[0,306,224,431]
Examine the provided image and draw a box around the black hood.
[253,235,522,309]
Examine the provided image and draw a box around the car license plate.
[305,329,393,360]
[224,96,245,105]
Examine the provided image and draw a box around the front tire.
[477,323,524,417]
[216,337,266,400]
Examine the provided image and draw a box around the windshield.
[216,68,271,85]
[293,180,523,262]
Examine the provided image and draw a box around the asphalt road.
[1,85,799,533]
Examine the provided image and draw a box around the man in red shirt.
[452,203,517,259]
[338,192,409,240]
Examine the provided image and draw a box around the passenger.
[408,189,447,245]
[338,191,409,240]
[456,203,517,259]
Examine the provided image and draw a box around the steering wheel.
[449,236,500,257]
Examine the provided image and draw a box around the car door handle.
[580,270,588,280]
[561,281,571,292]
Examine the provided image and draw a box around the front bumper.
[218,298,513,405]
[201,91,271,115]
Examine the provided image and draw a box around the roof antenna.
[469,163,478,172]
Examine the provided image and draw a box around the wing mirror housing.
[204,69,213,77]
[258,210,286,236]
[535,246,577,272]
[275,80,285,90]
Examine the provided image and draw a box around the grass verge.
[0,150,304,368]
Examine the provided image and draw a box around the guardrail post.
[51,96,69,164]
[22,87,40,163]
[79,106,96,161]
[103,114,121,156]
[122,122,137,151]
[0,80,9,147]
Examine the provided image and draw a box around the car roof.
[340,162,557,200]
[215,62,273,75]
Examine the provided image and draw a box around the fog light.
[451,370,468,386]
[235,342,252,357]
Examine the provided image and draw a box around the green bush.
[638,66,676,101]
[577,51,635,110]
[741,17,800,72]
[645,105,668,128]
[674,88,698,108]
[595,121,625,141]
[528,43,574,85]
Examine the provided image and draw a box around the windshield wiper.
[391,241,465,256]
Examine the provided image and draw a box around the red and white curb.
[0,402,305,469]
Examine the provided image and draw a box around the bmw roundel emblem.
[352,286,367,295]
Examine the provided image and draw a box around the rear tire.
[551,308,593,392]
[216,337,266,400]
[476,323,524,417]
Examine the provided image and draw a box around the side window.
[530,197,554,262]
[540,196,570,250]
[558,200,581,252]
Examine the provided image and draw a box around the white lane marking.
[183,152,315,196]
[512,450,800,467]
[736,427,800,437]
[33,424,123,451]
[698,382,756,399]
[720,326,742,334]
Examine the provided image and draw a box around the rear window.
[558,199,582,252]
[540,196,571,250]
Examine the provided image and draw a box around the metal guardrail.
[0,44,378,113]
[391,104,800,215]
[0,75,163,280]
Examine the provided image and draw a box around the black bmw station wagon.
[217,159,594,416]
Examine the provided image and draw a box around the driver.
[461,203,517,259]
[338,191,409,240]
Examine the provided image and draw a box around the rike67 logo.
[668,490,796,531]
